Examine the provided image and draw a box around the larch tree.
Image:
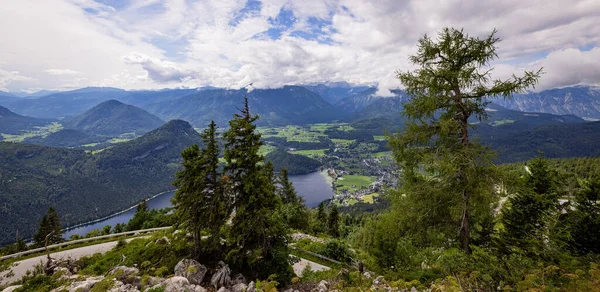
[392,28,542,253]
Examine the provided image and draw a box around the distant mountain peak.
[62,100,164,136]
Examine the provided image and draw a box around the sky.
[0,0,599,95]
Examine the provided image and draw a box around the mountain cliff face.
[62,100,164,136]
[495,86,600,120]
[0,120,201,246]
[144,86,341,127]
[304,82,371,105]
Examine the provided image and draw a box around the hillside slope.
[62,100,164,136]
[0,106,55,135]
[0,120,201,245]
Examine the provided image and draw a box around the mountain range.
[2,85,600,125]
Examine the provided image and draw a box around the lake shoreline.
[62,189,175,233]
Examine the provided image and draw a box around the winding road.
[1,238,330,285]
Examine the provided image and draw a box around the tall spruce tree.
[172,121,226,259]
[223,97,292,282]
[328,205,340,238]
[568,176,600,254]
[392,28,541,253]
[34,207,63,246]
[501,155,560,258]
[277,168,309,230]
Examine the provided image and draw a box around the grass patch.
[491,119,516,126]
[258,145,276,156]
[361,193,379,204]
[373,135,388,141]
[373,151,391,158]
[331,139,355,146]
[292,149,328,157]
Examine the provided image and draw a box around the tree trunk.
[460,194,472,254]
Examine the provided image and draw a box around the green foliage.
[277,169,310,231]
[33,206,63,246]
[0,119,202,246]
[79,234,188,277]
[391,27,541,254]
[500,155,563,259]
[265,150,322,175]
[172,120,228,260]
[222,97,293,284]
[327,205,340,238]
[565,176,600,254]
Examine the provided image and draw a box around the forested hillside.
[0,120,201,246]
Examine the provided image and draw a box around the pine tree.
[501,155,560,258]
[277,168,309,231]
[328,205,340,238]
[566,176,600,254]
[392,28,541,253]
[223,97,292,283]
[314,202,327,233]
[278,168,299,204]
[172,121,227,259]
[34,207,63,246]
[127,200,150,231]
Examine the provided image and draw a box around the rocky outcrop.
[211,261,231,288]
[174,259,207,285]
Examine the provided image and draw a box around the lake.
[63,171,333,238]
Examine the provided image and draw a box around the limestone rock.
[317,280,329,292]
[363,271,371,279]
[373,276,385,286]
[217,287,231,292]
[60,276,104,292]
[232,283,247,292]
[174,259,207,285]
[232,273,247,285]
[162,276,191,292]
[109,266,140,287]
[190,284,208,292]
[246,281,256,292]
[155,236,171,245]
[211,261,231,288]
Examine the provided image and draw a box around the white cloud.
[44,69,82,76]
[0,0,598,93]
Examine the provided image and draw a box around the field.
[361,193,380,204]
[335,175,377,193]
[292,149,328,157]
[1,122,63,142]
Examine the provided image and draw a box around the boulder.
[246,281,256,292]
[232,273,247,285]
[317,280,329,292]
[363,271,371,279]
[60,276,104,292]
[411,287,418,292]
[155,236,171,245]
[217,287,231,292]
[190,284,208,292]
[174,259,207,285]
[162,276,191,292]
[109,266,141,287]
[107,281,140,292]
[373,276,385,286]
[232,283,247,292]
[211,261,231,288]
